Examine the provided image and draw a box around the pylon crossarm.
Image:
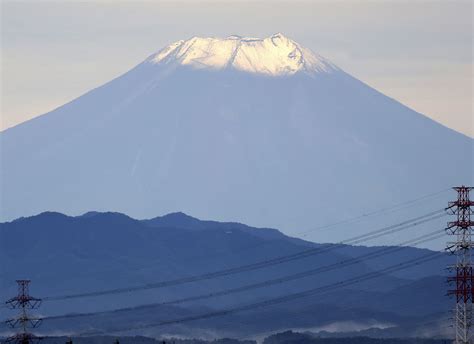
[28,318,42,328]
[5,333,42,344]
[446,242,474,253]
[3,280,42,343]
[5,318,20,328]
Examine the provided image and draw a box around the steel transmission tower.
[447,186,474,344]
[5,280,42,344]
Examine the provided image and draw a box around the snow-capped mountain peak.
[147,33,339,76]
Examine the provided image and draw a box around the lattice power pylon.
[447,186,474,344]
[5,280,42,344]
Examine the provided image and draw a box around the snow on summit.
[147,33,339,76]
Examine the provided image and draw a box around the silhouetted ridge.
[0,210,450,338]
[144,212,203,229]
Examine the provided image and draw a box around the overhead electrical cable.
[76,251,445,335]
[42,209,446,302]
[42,228,446,322]
[297,188,450,236]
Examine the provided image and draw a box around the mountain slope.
[0,34,472,246]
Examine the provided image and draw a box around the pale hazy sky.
[1,0,473,136]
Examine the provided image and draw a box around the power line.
[2,189,446,301]
[77,251,444,335]
[297,188,450,236]
[141,188,450,276]
[70,189,448,286]
[101,190,448,282]
[43,227,446,322]
[43,209,445,302]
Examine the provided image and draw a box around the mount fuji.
[1,34,472,242]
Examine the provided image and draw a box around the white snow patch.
[147,33,339,76]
